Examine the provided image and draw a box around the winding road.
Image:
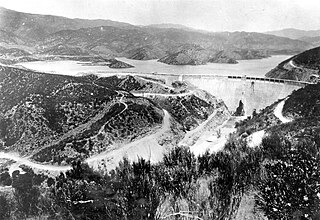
[187,115,244,155]
[179,109,221,147]
[86,109,171,170]
[274,99,292,123]
[247,99,292,148]
[0,106,167,174]
[0,152,72,173]
[0,96,295,174]
[0,65,295,175]
[0,91,129,174]
[289,60,302,69]
[132,91,193,98]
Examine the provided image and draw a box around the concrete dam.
[183,75,307,115]
[137,73,309,116]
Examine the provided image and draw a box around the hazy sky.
[0,0,320,32]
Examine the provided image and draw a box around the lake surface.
[17,55,290,77]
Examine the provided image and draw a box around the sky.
[0,0,320,32]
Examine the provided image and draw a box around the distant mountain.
[145,23,194,31]
[157,46,273,65]
[0,29,25,46]
[0,7,314,65]
[208,50,238,64]
[38,44,90,56]
[215,49,270,60]
[39,26,311,63]
[299,36,320,47]
[266,46,320,82]
[158,44,212,65]
[39,26,160,57]
[145,28,310,55]
[0,6,134,42]
[0,46,30,57]
[265,28,320,40]
[222,31,310,54]
[127,45,167,60]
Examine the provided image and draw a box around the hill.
[144,23,195,31]
[0,6,134,42]
[0,7,313,65]
[38,27,312,63]
[2,80,320,220]
[127,45,167,60]
[230,80,320,219]
[158,44,212,65]
[266,46,320,82]
[299,36,320,47]
[0,65,227,166]
[265,28,320,40]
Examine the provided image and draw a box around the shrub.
[257,143,320,219]
[0,171,12,186]
[0,195,11,219]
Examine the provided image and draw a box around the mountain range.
[0,6,316,66]
[265,28,320,40]
[2,5,320,220]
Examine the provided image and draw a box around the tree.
[12,170,41,218]
[115,157,160,220]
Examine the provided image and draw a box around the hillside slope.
[0,7,313,64]
[266,46,320,82]
[0,66,227,167]
[265,28,320,40]
[0,66,165,164]
[0,6,134,42]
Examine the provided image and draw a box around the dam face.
[183,76,302,115]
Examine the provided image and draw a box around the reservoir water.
[17,55,290,77]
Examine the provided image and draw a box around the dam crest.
[130,72,310,116]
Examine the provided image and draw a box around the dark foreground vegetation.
[1,129,320,219]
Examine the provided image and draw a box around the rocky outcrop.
[233,100,245,116]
